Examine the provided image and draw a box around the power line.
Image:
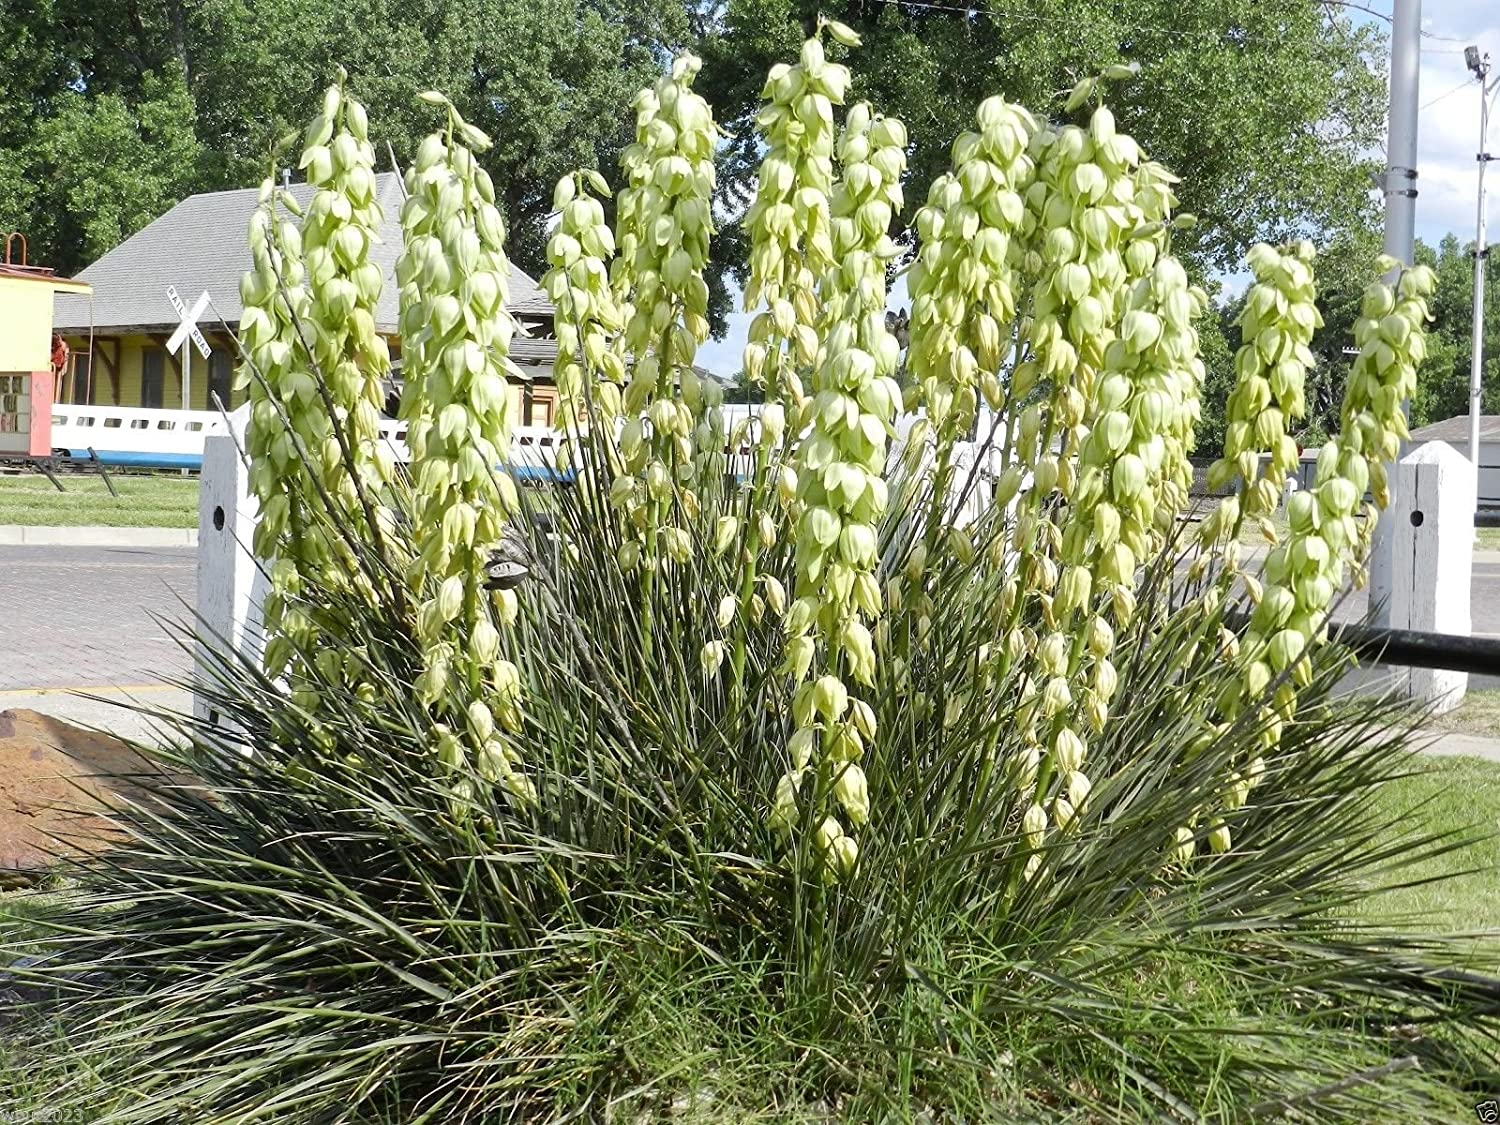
[1421,76,1474,112]
[1318,0,1470,44]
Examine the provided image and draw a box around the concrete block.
[1387,440,1476,712]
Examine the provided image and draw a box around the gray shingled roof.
[1408,415,1500,443]
[53,172,552,334]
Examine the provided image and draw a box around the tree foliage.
[1199,232,1500,455]
[0,0,686,277]
[695,0,1387,299]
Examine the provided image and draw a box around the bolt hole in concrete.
[213,505,225,531]
[1410,510,1425,527]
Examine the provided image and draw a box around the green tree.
[1410,233,1500,429]
[0,0,687,278]
[1196,232,1500,458]
[28,72,203,269]
[695,0,1386,304]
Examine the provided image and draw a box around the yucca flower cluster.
[239,74,392,681]
[741,25,848,412]
[1183,259,1436,861]
[1024,254,1208,862]
[240,187,313,680]
[609,55,720,570]
[394,94,530,802]
[1252,262,1437,674]
[897,76,1207,871]
[772,102,907,874]
[728,25,851,668]
[543,171,625,434]
[903,95,1036,481]
[1201,240,1320,550]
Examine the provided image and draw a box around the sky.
[1409,0,1499,249]
[698,0,1500,378]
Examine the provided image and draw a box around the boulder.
[0,709,180,887]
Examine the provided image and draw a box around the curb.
[0,526,198,548]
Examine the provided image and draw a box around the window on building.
[521,385,554,427]
[0,374,30,454]
[141,348,165,409]
[209,349,234,410]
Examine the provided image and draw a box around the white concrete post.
[1386,440,1476,712]
[194,404,267,728]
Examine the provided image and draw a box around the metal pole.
[1368,0,1422,628]
[1470,63,1492,469]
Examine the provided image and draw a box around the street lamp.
[1465,46,1498,476]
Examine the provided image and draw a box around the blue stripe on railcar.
[61,449,205,470]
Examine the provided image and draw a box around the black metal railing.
[1327,620,1500,676]
[1222,610,1500,677]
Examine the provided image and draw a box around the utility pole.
[1465,45,1497,474]
[1368,0,1422,628]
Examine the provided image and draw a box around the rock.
[0,710,182,886]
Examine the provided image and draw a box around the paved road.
[0,544,1497,694]
[0,546,194,693]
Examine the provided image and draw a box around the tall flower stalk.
[240,72,394,685]
[395,92,530,803]
[774,101,907,876]
[730,22,851,686]
[609,54,719,586]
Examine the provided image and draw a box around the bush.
[6,28,1498,1125]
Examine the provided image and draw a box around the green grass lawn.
[1479,528,1500,551]
[0,472,199,528]
[1366,755,1500,951]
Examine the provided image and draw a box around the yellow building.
[52,173,562,424]
[0,236,91,458]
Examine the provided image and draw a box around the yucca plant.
[4,28,1499,1125]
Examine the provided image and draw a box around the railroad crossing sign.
[166,286,212,361]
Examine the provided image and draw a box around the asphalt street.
[0,545,1497,695]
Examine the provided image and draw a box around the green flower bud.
[1170,825,1196,865]
[828,834,858,877]
[717,595,737,630]
[1022,803,1047,849]
[1067,769,1092,809]
[700,640,726,675]
[770,771,800,832]
[835,763,870,825]
[1053,726,1085,774]
[1088,616,1114,657]
[1053,796,1076,829]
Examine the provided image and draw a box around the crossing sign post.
[167,285,212,410]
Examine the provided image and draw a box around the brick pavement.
[0,546,195,691]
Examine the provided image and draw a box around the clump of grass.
[0,473,198,528]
